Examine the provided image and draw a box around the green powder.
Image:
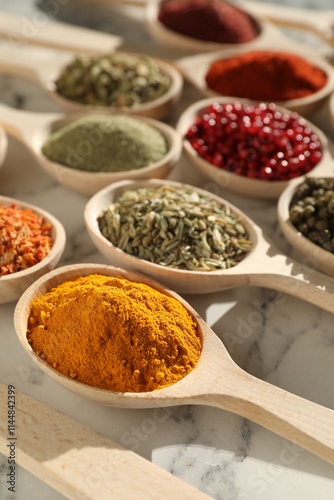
[41,115,169,173]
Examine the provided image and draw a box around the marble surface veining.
[0,1,334,499]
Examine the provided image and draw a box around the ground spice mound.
[27,274,201,393]
[158,0,259,44]
[205,51,328,101]
[41,115,168,173]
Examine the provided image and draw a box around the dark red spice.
[157,0,260,44]
[205,51,327,101]
[185,102,322,181]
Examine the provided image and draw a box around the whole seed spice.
[289,177,334,253]
[98,185,252,271]
[41,115,168,172]
[158,0,259,44]
[27,274,201,392]
[55,52,172,108]
[0,204,53,276]
[185,102,322,181]
[205,51,327,101]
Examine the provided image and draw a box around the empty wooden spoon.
[0,10,121,53]
[0,382,208,499]
[13,262,334,467]
[85,178,334,314]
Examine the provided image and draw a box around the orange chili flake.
[0,203,53,276]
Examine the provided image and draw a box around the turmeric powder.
[27,274,201,392]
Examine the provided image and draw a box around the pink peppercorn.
[185,102,322,181]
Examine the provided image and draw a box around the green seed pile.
[289,177,334,252]
[55,52,172,108]
[98,185,252,271]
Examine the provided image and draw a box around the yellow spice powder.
[27,274,201,392]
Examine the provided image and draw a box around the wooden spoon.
[0,195,66,304]
[145,0,268,54]
[13,262,334,467]
[278,174,334,278]
[0,106,182,196]
[0,49,183,120]
[246,1,334,49]
[0,123,8,171]
[0,11,122,53]
[0,382,208,499]
[85,178,334,312]
[175,96,333,199]
[122,0,334,52]
[176,49,334,118]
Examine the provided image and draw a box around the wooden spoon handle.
[0,11,121,53]
[247,270,334,315]
[203,366,334,465]
[0,47,76,84]
[207,260,334,314]
[228,227,334,315]
[0,105,59,144]
[246,1,334,46]
[0,383,209,499]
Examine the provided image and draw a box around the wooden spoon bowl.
[85,178,334,315]
[0,50,183,121]
[0,124,8,171]
[145,0,266,54]
[0,107,183,196]
[0,196,66,304]
[176,48,334,118]
[278,174,334,277]
[13,262,334,466]
[175,96,332,199]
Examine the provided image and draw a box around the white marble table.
[0,1,334,499]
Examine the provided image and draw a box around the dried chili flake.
[0,204,53,276]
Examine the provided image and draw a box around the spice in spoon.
[289,177,334,253]
[55,52,172,108]
[158,0,260,44]
[0,204,53,276]
[41,115,168,173]
[205,51,327,101]
[185,102,322,181]
[98,184,252,271]
[27,274,201,392]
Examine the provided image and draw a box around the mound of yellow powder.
[27,274,201,392]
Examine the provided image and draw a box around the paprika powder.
[205,51,327,101]
[158,0,260,44]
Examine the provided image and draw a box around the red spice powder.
[0,204,53,276]
[158,0,260,44]
[205,51,327,101]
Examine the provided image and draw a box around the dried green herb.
[41,115,168,172]
[55,52,172,108]
[98,185,252,271]
[289,177,334,252]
